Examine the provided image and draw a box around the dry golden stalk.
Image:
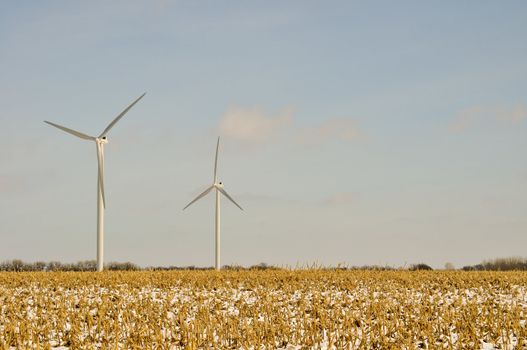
[0,270,525,349]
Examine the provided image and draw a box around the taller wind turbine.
[45,93,145,272]
[183,137,243,271]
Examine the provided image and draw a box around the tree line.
[0,257,525,272]
[461,257,527,271]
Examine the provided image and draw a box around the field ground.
[0,270,525,349]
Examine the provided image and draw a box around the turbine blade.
[218,187,243,210]
[183,185,214,210]
[213,137,220,183]
[99,92,146,137]
[44,121,95,140]
[96,143,106,208]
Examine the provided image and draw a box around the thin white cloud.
[497,104,527,124]
[218,105,293,143]
[298,118,363,144]
[449,104,526,133]
[448,106,482,133]
[0,175,24,194]
[324,192,356,205]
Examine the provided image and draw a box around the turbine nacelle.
[96,137,108,145]
[214,182,224,189]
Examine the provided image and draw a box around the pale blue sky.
[1,1,526,268]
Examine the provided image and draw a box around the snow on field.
[0,271,525,349]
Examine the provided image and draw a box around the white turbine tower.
[183,137,243,271]
[45,93,146,272]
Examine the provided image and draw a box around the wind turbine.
[183,137,243,271]
[44,93,146,272]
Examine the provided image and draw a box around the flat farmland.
[0,270,525,349]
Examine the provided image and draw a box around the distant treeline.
[461,257,527,271]
[0,260,282,272]
[0,260,140,272]
[0,257,526,272]
[0,260,397,272]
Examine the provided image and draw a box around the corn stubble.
[0,271,525,349]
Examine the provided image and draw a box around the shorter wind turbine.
[183,137,243,271]
[45,93,145,271]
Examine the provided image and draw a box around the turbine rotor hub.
[97,137,109,145]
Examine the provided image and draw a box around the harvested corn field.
[0,270,526,349]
